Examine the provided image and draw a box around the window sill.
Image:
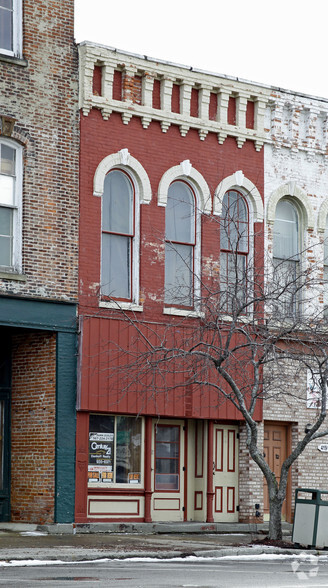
[0,270,26,282]
[163,307,204,318]
[0,53,28,67]
[99,300,143,312]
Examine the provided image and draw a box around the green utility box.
[292,488,328,548]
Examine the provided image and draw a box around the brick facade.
[0,1,78,523]
[11,332,56,523]
[0,0,79,300]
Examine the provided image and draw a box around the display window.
[88,414,143,486]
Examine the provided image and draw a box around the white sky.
[75,0,328,100]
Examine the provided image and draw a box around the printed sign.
[318,444,328,452]
[307,371,322,409]
[89,431,114,467]
[128,472,141,484]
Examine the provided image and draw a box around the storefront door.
[263,422,290,521]
[212,424,239,522]
[151,420,185,522]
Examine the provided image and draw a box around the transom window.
[0,0,22,57]
[164,181,196,307]
[101,169,134,300]
[88,414,142,486]
[273,199,300,317]
[0,139,21,270]
[220,190,249,312]
[155,425,180,491]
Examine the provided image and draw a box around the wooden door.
[151,421,185,522]
[213,425,239,522]
[263,423,289,520]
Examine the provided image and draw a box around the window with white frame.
[220,190,249,313]
[88,414,143,486]
[101,169,136,300]
[0,139,22,271]
[0,0,22,58]
[164,180,196,308]
[273,199,300,317]
[324,216,328,317]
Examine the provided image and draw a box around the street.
[1,556,328,587]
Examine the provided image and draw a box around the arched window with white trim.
[220,189,249,312]
[164,180,196,308]
[273,199,300,316]
[101,169,135,300]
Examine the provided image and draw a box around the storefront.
[76,412,239,523]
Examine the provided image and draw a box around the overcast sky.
[75,0,328,100]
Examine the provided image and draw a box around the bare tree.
[104,203,328,542]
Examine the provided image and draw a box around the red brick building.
[76,43,269,523]
[0,0,78,522]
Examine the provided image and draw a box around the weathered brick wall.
[238,422,264,523]
[11,331,56,523]
[263,90,328,506]
[263,360,328,509]
[0,0,79,301]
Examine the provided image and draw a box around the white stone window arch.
[0,137,22,273]
[93,149,151,311]
[158,161,210,316]
[213,171,263,221]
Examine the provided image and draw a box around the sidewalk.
[0,521,316,563]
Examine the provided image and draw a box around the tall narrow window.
[0,140,21,271]
[0,0,22,57]
[324,217,328,317]
[165,181,195,307]
[220,190,249,312]
[273,199,300,317]
[101,169,134,300]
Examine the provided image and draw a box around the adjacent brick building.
[0,0,78,522]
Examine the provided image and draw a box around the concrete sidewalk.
[0,521,314,562]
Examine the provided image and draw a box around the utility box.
[292,488,328,548]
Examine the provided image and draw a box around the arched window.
[220,190,249,312]
[273,199,300,316]
[101,169,134,300]
[0,138,22,271]
[164,181,196,307]
[324,217,328,317]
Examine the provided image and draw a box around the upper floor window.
[273,199,300,317]
[0,139,22,271]
[101,169,135,300]
[164,181,196,308]
[220,190,249,312]
[324,217,328,317]
[0,0,22,58]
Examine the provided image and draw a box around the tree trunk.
[268,495,284,541]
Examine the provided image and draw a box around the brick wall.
[11,331,56,523]
[0,0,79,301]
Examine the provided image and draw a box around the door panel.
[263,423,289,520]
[151,421,185,522]
[213,425,239,522]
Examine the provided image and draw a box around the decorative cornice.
[78,43,270,151]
